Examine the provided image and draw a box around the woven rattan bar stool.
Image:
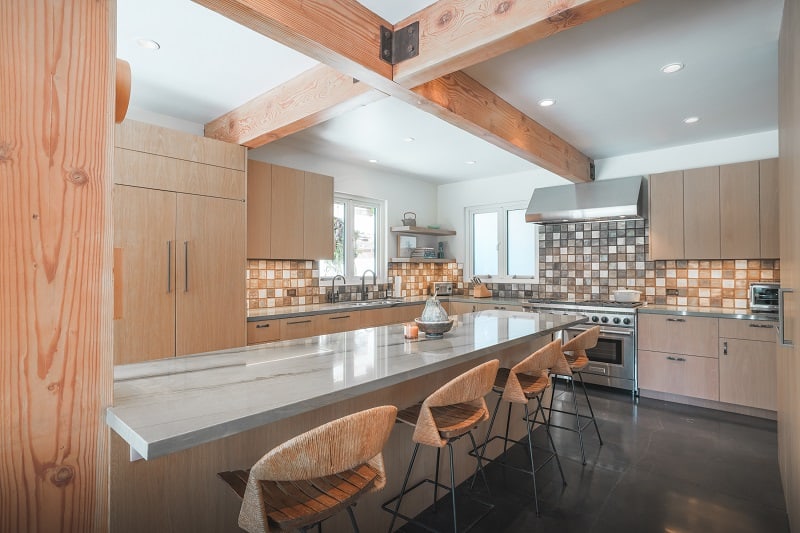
[382,359,500,533]
[547,326,603,465]
[470,339,567,516]
[217,405,397,533]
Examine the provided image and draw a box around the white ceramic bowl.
[612,289,641,302]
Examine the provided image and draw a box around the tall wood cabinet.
[247,160,334,260]
[113,121,247,364]
[648,170,684,259]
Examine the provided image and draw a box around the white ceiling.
[117,0,783,184]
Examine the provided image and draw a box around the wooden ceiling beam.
[411,71,592,183]
[393,0,641,88]
[205,64,387,148]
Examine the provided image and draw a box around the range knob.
[613,317,621,324]
[591,316,599,323]
[623,317,631,325]
[600,316,609,323]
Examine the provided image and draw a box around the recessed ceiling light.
[538,98,556,107]
[683,116,700,124]
[465,160,476,165]
[660,62,684,74]
[402,137,415,143]
[368,159,378,163]
[136,38,161,50]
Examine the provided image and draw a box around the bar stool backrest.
[503,339,571,404]
[239,405,398,532]
[562,325,600,357]
[412,359,500,448]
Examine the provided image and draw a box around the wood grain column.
[0,1,114,531]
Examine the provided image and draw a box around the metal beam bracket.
[380,22,419,65]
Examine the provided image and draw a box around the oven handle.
[568,325,633,336]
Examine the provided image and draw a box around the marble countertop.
[107,310,586,460]
[639,304,778,321]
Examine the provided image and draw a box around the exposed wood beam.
[394,0,641,88]
[412,71,592,183]
[205,65,387,148]
[192,0,394,89]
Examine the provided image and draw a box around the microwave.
[749,283,780,313]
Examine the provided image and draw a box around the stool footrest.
[470,435,559,477]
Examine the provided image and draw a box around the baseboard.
[638,389,777,421]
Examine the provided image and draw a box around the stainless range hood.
[525,176,646,224]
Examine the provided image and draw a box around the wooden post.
[0,1,114,531]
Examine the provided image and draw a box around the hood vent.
[525,176,646,224]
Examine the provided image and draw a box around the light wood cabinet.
[279,316,321,340]
[648,170,684,260]
[638,350,719,401]
[319,312,361,334]
[718,318,777,411]
[720,161,760,258]
[759,158,780,258]
[637,314,719,358]
[247,320,281,345]
[247,160,334,260]
[113,121,247,364]
[683,166,720,259]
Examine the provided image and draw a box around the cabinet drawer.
[718,318,778,342]
[638,314,719,357]
[638,350,719,401]
[320,312,361,334]
[279,316,320,340]
[247,320,281,345]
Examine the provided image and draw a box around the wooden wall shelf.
[390,226,456,236]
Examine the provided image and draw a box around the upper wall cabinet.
[648,158,779,260]
[247,160,334,260]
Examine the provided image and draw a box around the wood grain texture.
[411,71,592,183]
[206,64,386,148]
[683,166,721,259]
[246,320,282,345]
[246,160,272,259]
[719,338,776,411]
[759,158,780,258]
[192,0,392,89]
[647,171,684,259]
[115,58,131,124]
[719,161,760,259]
[637,314,719,358]
[0,0,113,530]
[303,171,334,260]
[777,0,800,527]
[394,0,641,88]
[637,350,719,401]
[270,165,305,259]
[718,318,778,343]
[115,119,246,171]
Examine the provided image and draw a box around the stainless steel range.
[523,299,641,395]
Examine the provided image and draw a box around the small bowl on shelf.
[414,317,454,338]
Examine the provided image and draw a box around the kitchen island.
[108,310,585,532]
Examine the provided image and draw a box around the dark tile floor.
[399,385,789,533]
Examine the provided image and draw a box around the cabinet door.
[720,161,760,259]
[280,316,320,340]
[638,350,719,400]
[684,166,720,259]
[113,186,176,364]
[637,314,719,357]
[648,171,684,260]
[247,320,281,345]
[448,302,475,315]
[303,171,334,260]
[176,194,246,356]
[247,160,271,259]
[759,158,780,258]
[719,338,777,410]
[271,165,304,259]
[320,312,361,334]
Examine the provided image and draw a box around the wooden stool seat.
[396,401,488,439]
[564,351,589,372]
[218,464,379,531]
[493,367,550,399]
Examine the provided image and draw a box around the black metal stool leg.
[471,392,502,490]
[448,442,458,533]
[387,443,419,533]
[547,375,558,430]
[434,447,441,511]
[502,402,513,460]
[569,378,587,465]
[523,404,540,517]
[577,371,603,445]
[536,394,566,486]
[467,430,490,495]
[346,506,359,533]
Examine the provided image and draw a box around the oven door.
[563,324,636,390]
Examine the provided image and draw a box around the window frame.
[465,201,540,283]
[320,193,386,284]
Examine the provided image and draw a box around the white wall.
[594,130,779,179]
[125,106,205,136]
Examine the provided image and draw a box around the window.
[320,194,385,281]
[466,202,539,281]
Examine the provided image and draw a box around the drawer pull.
[666,318,686,323]
[255,323,270,329]
[749,323,774,329]
[329,315,351,320]
[287,319,312,325]
[666,356,686,362]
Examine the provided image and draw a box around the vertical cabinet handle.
[167,241,172,293]
[184,241,189,292]
[723,341,728,356]
[779,288,794,347]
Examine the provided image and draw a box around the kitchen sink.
[343,299,401,308]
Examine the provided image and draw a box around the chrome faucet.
[329,274,346,302]
[360,270,376,300]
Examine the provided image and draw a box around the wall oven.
[524,299,640,395]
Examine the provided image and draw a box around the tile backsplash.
[247,220,779,310]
